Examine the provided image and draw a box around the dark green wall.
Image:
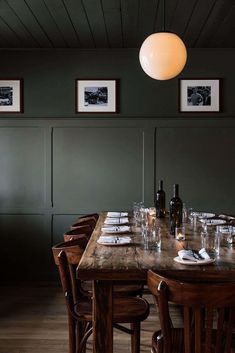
[0,49,234,279]
[1,48,235,117]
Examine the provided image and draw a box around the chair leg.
[76,321,84,353]
[78,325,93,353]
[68,314,76,353]
[131,322,140,353]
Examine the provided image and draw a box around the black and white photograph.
[0,79,23,113]
[76,79,118,113]
[179,79,221,112]
[0,86,13,106]
[84,86,108,106]
[187,86,211,106]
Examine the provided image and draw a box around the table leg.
[93,280,113,353]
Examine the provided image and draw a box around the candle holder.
[175,226,186,241]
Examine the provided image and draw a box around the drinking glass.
[133,201,144,226]
[201,230,220,257]
[175,226,186,241]
[143,226,161,250]
[188,208,194,222]
[182,203,188,223]
[226,225,234,245]
[140,207,148,229]
[148,207,156,226]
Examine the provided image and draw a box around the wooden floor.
[0,282,182,353]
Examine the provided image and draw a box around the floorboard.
[0,282,182,353]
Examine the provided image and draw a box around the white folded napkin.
[101,226,130,234]
[97,236,131,245]
[199,219,226,225]
[192,212,215,219]
[104,217,129,225]
[107,212,128,218]
[178,248,210,262]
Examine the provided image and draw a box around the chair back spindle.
[148,270,235,353]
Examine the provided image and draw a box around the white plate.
[97,236,131,246]
[107,212,128,218]
[104,217,129,225]
[218,226,235,234]
[219,214,235,220]
[192,212,215,218]
[200,219,226,225]
[101,226,131,234]
[174,256,215,265]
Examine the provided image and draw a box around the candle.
[175,226,185,241]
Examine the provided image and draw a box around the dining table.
[76,211,235,353]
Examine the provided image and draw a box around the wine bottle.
[169,184,183,235]
[155,180,165,218]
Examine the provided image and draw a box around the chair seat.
[76,296,149,323]
[81,280,144,297]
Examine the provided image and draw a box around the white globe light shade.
[139,32,187,80]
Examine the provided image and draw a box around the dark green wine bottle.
[169,184,183,235]
[155,180,165,218]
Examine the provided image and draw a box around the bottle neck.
[158,180,163,191]
[173,184,179,198]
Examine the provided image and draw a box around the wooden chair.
[73,213,99,223]
[70,218,96,231]
[63,225,93,242]
[147,270,235,353]
[52,238,149,353]
[70,214,98,231]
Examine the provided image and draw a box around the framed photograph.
[179,78,221,113]
[76,79,118,114]
[0,79,23,113]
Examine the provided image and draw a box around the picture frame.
[76,79,118,114]
[179,78,221,113]
[0,78,23,113]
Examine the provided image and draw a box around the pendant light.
[139,0,187,80]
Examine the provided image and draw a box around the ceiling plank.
[7,0,52,47]
[138,0,158,46]
[195,0,234,47]
[208,1,235,47]
[102,0,123,48]
[169,0,198,38]
[183,0,216,48]
[81,0,109,48]
[121,0,140,47]
[165,0,179,31]
[62,0,94,48]
[0,0,38,47]
[0,17,21,47]
[25,0,67,47]
[43,0,80,48]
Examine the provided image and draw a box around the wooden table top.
[77,212,235,282]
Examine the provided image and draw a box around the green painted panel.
[155,127,235,214]
[0,214,51,280]
[53,127,144,212]
[0,127,46,208]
